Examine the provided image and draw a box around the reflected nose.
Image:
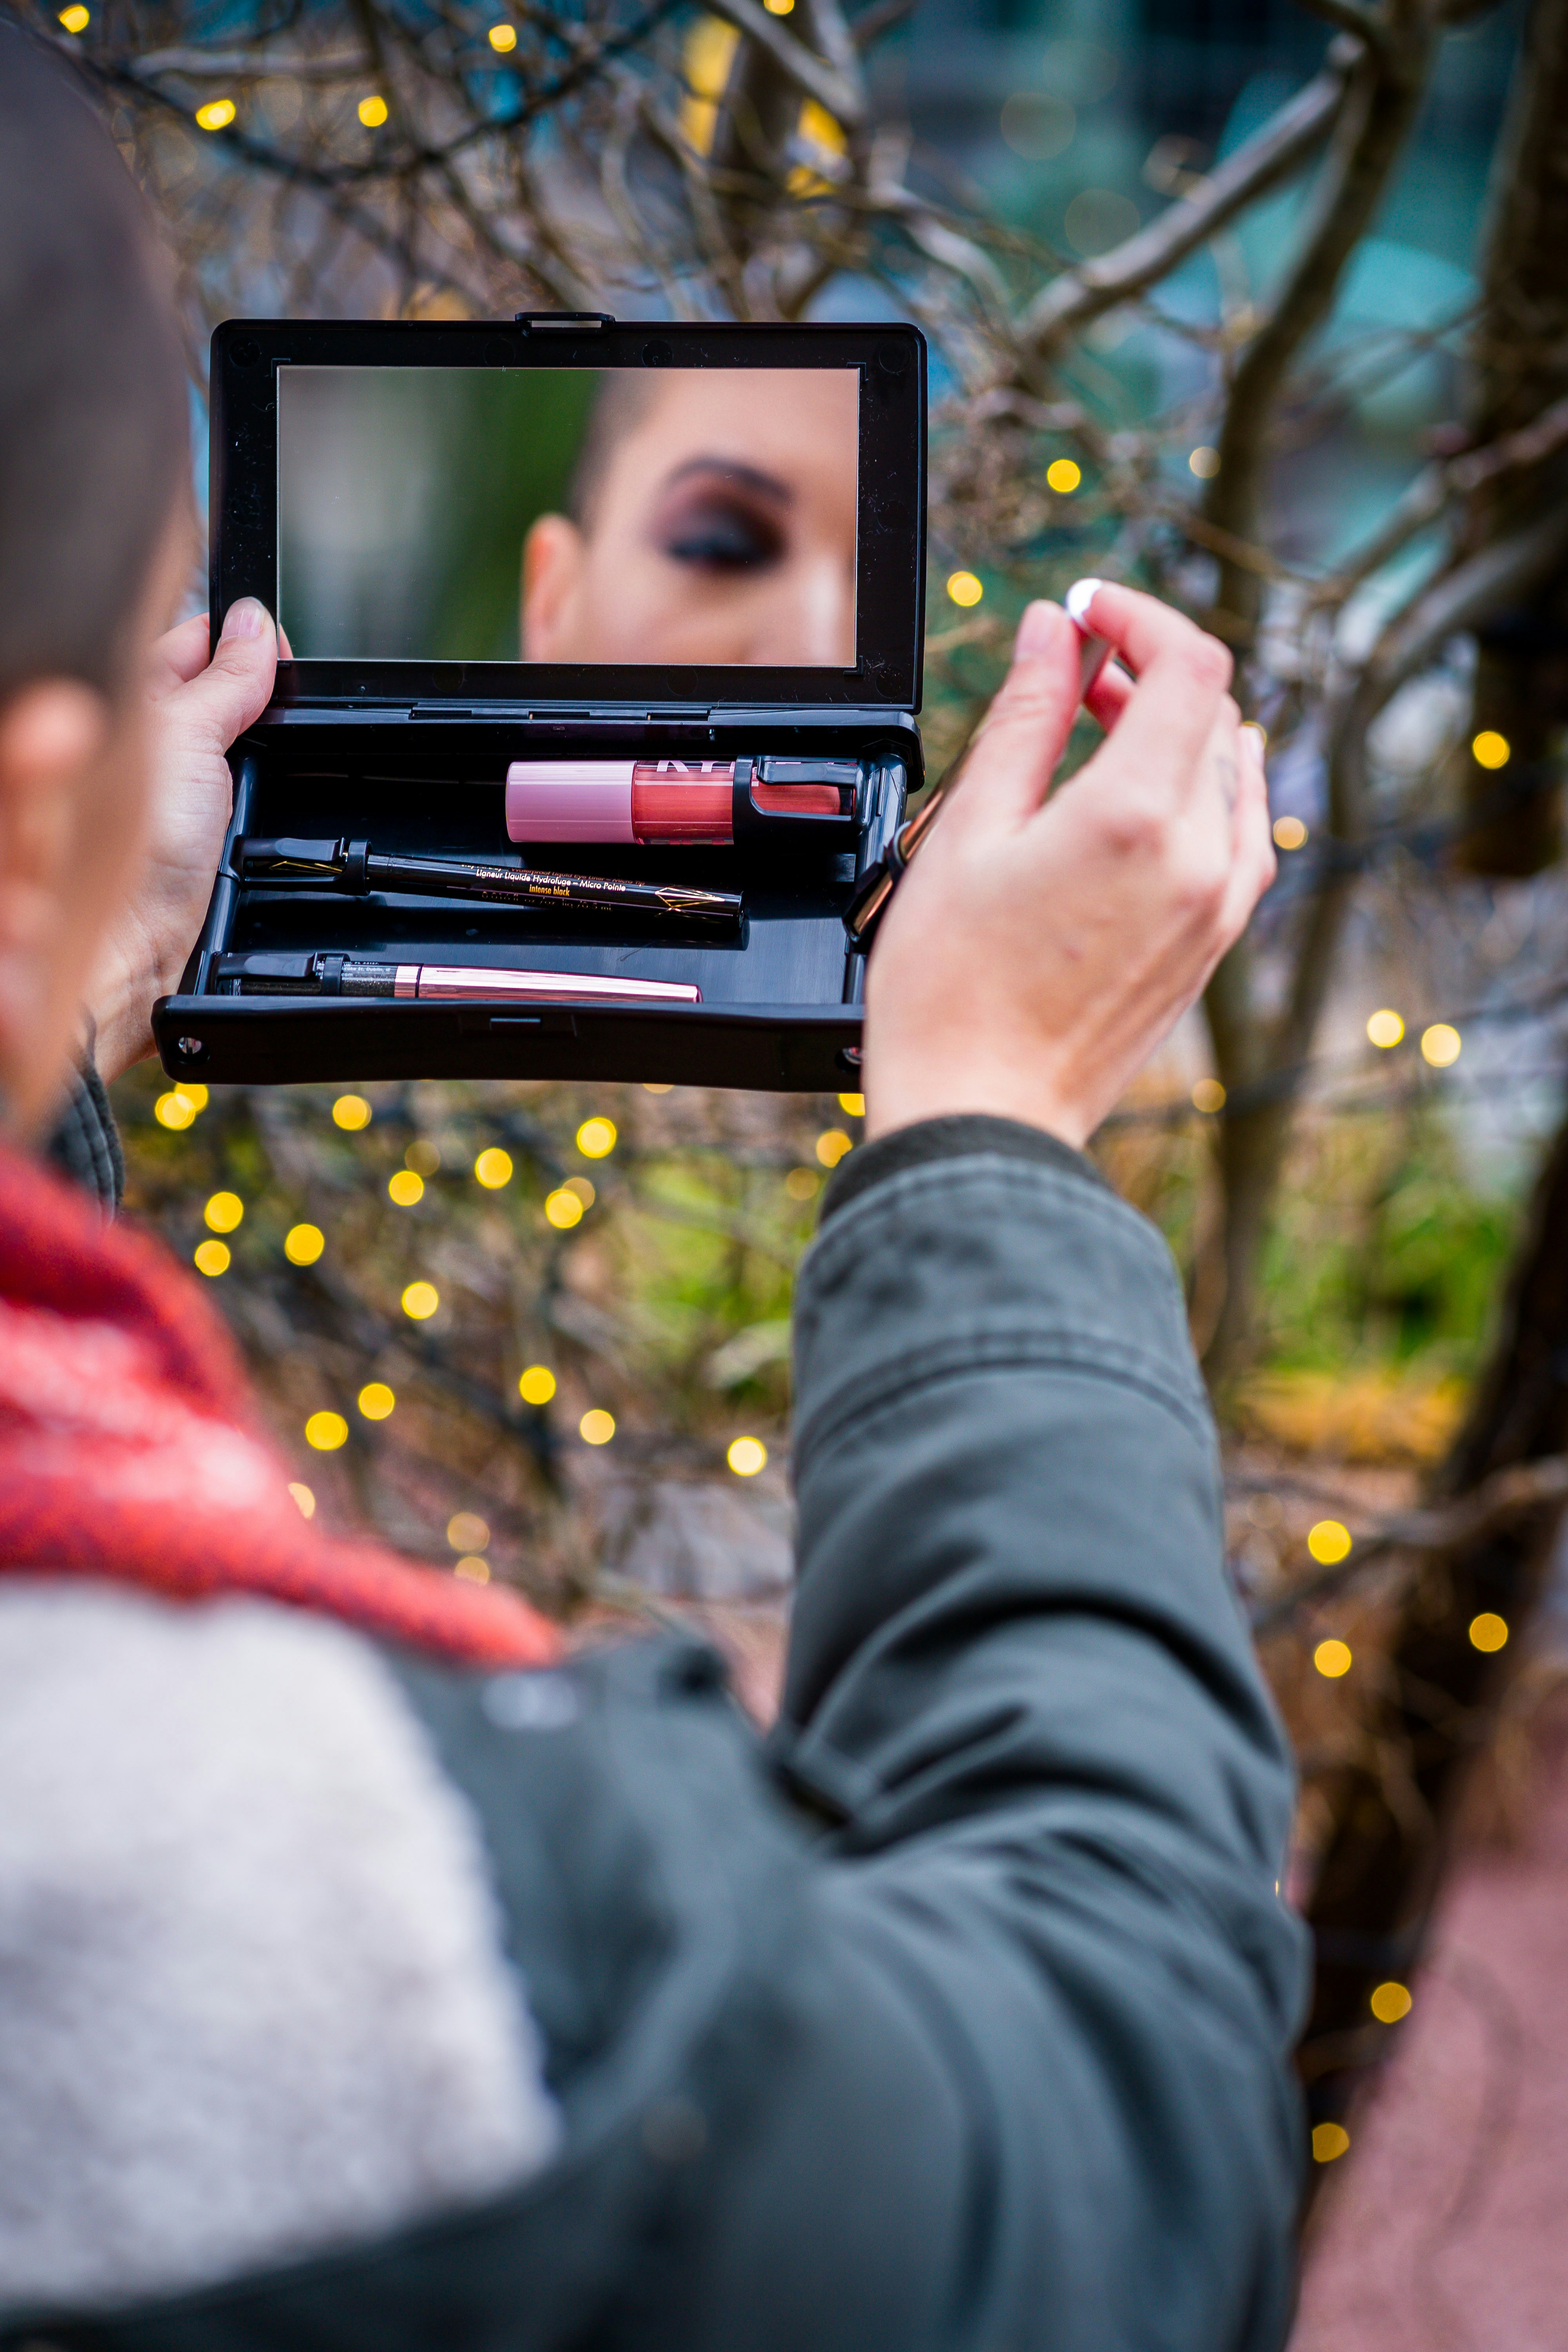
[751,554,855,666]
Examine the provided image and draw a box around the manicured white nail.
[1065,578,1104,631]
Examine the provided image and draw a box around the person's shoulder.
[0,1579,558,2313]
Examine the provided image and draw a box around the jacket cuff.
[42,1060,125,1216]
[819,1113,1108,1227]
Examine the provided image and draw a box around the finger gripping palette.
[154,315,927,1092]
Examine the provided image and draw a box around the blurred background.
[40,0,1568,2337]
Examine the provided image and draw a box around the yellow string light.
[1188,446,1220,479]
[1421,1023,1461,1069]
[786,1166,820,1201]
[357,1382,396,1421]
[1370,1980,1412,2023]
[816,1129,852,1168]
[644,1082,673,1094]
[475,1147,514,1189]
[305,1410,348,1452]
[1312,2122,1350,2163]
[946,571,983,608]
[285,1223,324,1266]
[544,1187,584,1229]
[580,1408,616,1446]
[154,1089,197,1130]
[193,1239,230,1277]
[838,1092,866,1117]
[194,97,236,131]
[204,1190,244,1233]
[288,1481,316,1519]
[358,94,389,127]
[1307,1519,1352,1565]
[388,1168,424,1206]
[447,1511,490,1553]
[454,1555,491,1583]
[1272,815,1307,851]
[1472,730,1510,769]
[58,5,90,29]
[406,1137,440,1175]
[727,1436,768,1477]
[1366,1009,1404,1049]
[1046,458,1082,493]
[576,1116,617,1158]
[519,1365,557,1406]
[487,20,517,49]
[1191,1078,1226,1114]
[1469,1611,1508,1653]
[332,1093,372,1131]
[1313,1637,1353,1679]
[401,1280,439,1320]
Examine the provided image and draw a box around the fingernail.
[220,597,269,642]
[1064,578,1105,632]
[1241,720,1268,760]
[1015,600,1059,659]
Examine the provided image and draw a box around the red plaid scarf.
[0,1140,560,1669]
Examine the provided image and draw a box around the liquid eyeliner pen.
[844,579,1114,950]
[237,838,742,928]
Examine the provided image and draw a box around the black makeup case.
[153,316,926,1093]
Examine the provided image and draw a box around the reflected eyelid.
[659,455,794,506]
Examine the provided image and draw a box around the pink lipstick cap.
[506,761,636,843]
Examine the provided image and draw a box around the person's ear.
[0,680,110,1125]
[521,515,587,661]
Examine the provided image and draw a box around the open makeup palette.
[153,315,926,1091]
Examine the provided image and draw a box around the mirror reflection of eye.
[657,498,786,573]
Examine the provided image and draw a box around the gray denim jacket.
[2,1112,1306,2352]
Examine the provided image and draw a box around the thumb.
[952,600,1084,831]
[168,597,279,750]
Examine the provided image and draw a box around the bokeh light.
[406,1137,441,1175]
[154,1089,197,1130]
[1314,1638,1353,1679]
[727,1436,768,1477]
[288,1482,316,1519]
[1472,730,1510,769]
[577,1116,617,1158]
[580,1408,616,1445]
[519,1364,557,1406]
[333,1093,372,1131]
[816,1129,853,1168]
[1469,1611,1509,1653]
[58,5,90,29]
[1188,446,1220,478]
[1370,1981,1412,2024]
[1045,458,1082,494]
[1191,1079,1226,1114]
[487,20,517,49]
[1312,2122,1350,2163]
[358,94,388,126]
[454,1555,491,1582]
[1272,815,1307,851]
[1366,1009,1404,1049]
[838,1091,865,1116]
[193,1239,230,1277]
[1421,1023,1462,1068]
[358,1382,396,1421]
[946,571,984,608]
[401,1280,439,1320]
[545,1187,584,1229]
[305,1410,348,1451]
[448,1511,490,1552]
[285,1223,325,1266]
[786,1166,820,1201]
[388,1169,424,1206]
[475,1147,514,1189]
[1308,1519,1352,1565]
[195,98,236,131]
[204,1190,243,1233]
[643,1082,673,1094]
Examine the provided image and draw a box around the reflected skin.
[521,371,858,667]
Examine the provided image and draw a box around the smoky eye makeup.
[649,465,790,573]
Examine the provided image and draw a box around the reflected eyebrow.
[660,456,794,505]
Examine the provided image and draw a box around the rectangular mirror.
[278,365,860,669]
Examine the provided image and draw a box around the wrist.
[83,912,166,1082]
[862,1053,1091,1152]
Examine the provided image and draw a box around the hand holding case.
[154,316,927,1093]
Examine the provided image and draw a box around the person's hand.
[87,598,280,1081]
[863,583,1273,1149]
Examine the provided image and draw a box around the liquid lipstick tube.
[504,758,853,846]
